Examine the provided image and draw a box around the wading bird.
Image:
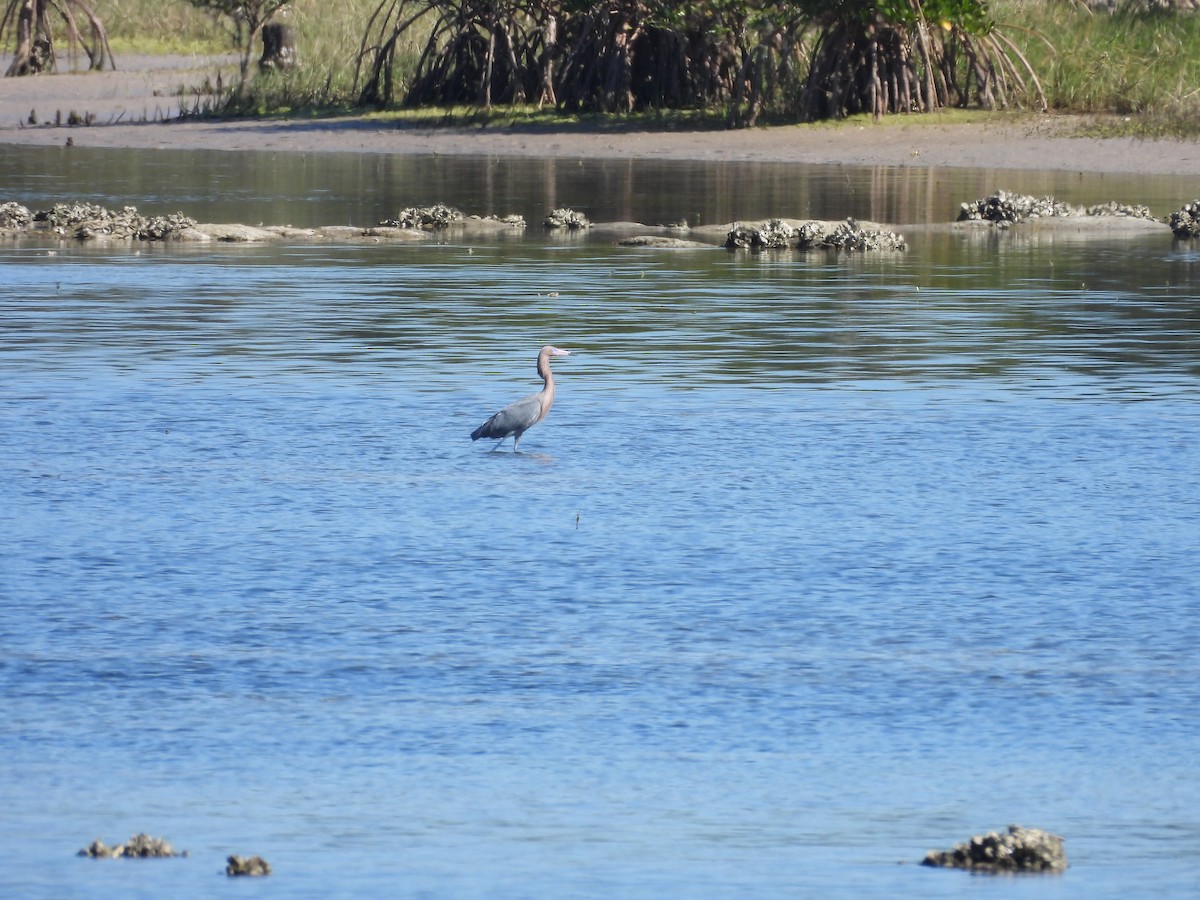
[471,345,571,451]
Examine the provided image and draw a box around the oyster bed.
[957,188,1156,227]
[0,193,1190,249]
[922,824,1068,874]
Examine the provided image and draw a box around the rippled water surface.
[1,148,1199,898]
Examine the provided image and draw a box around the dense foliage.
[356,0,1046,122]
[794,0,1045,119]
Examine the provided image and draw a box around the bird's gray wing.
[471,393,542,440]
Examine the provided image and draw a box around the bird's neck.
[538,356,556,410]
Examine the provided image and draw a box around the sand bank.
[1,56,1198,175]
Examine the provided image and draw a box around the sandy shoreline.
[1,56,1198,175]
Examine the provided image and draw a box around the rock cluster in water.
[1168,200,1200,238]
[725,217,906,251]
[544,207,591,229]
[387,203,464,229]
[1085,199,1156,218]
[0,200,33,228]
[378,204,525,230]
[0,193,1175,246]
[0,201,197,240]
[921,824,1067,873]
[226,854,272,877]
[959,189,1155,228]
[75,834,278,877]
[78,833,186,859]
[0,200,531,243]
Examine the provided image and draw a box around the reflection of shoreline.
[0,57,1197,175]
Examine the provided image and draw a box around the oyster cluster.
[823,218,908,251]
[25,202,197,240]
[726,218,800,249]
[385,203,464,230]
[0,201,32,228]
[921,824,1067,874]
[138,213,202,240]
[958,190,1078,226]
[77,835,274,877]
[959,190,1155,228]
[725,217,905,251]
[1084,199,1154,219]
[1168,200,1200,238]
[544,207,591,229]
[487,213,526,228]
[226,854,272,877]
[380,206,525,230]
[78,833,185,859]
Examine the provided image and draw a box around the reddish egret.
[471,345,571,451]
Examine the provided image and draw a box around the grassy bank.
[993,0,1200,136]
[97,0,221,55]
[83,1,1200,135]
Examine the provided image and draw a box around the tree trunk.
[538,14,557,108]
[259,23,296,72]
[482,26,494,108]
[5,0,51,76]
[4,0,114,77]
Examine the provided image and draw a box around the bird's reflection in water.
[485,448,555,464]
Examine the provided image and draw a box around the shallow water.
[4,142,1198,228]
[1,148,1199,898]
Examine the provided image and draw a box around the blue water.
[2,151,1200,897]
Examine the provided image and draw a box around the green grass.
[180,0,392,114]
[363,104,733,130]
[96,0,225,55]
[993,0,1200,136]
